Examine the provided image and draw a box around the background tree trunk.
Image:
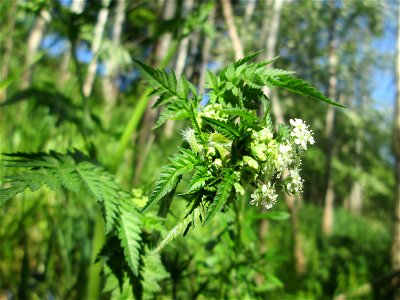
[0,0,17,101]
[59,0,85,87]
[221,0,244,60]
[163,0,195,137]
[349,135,363,214]
[198,11,215,95]
[133,0,177,185]
[322,0,338,236]
[83,0,110,97]
[392,12,400,300]
[102,0,126,106]
[21,9,51,88]
[244,0,257,24]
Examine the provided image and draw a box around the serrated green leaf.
[233,50,264,67]
[153,206,202,254]
[186,166,210,193]
[201,117,240,139]
[141,148,198,213]
[141,247,169,300]
[153,102,189,129]
[220,108,257,123]
[117,206,142,276]
[204,170,236,224]
[266,75,344,107]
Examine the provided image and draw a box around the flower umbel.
[250,183,278,209]
[289,118,315,150]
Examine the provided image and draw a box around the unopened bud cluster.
[182,103,315,210]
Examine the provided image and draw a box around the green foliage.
[204,170,236,224]
[266,75,345,107]
[153,206,202,253]
[141,148,198,213]
[0,151,143,276]
[136,52,341,251]
[141,248,169,300]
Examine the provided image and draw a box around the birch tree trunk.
[133,0,177,185]
[198,11,215,95]
[349,135,363,214]
[59,0,85,86]
[164,0,195,137]
[392,13,400,300]
[21,9,51,88]
[83,0,110,98]
[322,0,338,236]
[221,0,244,60]
[0,0,17,101]
[102,0,126,105]
[244,0,257,24]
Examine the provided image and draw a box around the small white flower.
[250,182,278,209]
[213,158,222,168]
[275,142,293,171]
[286,168,303,195]
[289,118,315,150]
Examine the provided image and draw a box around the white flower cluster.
[246,118,314,209]
[182,102,315,211]
[250,182,278,209]
[290,118,315,150]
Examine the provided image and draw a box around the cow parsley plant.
[135,51,343,252]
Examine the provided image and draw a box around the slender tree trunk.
[322,0,338,236]
[198,10,215,95]
[244,0,257,24]
[349,135,363,214]
[392,13,400,300]
[58,0,85,86]
[103,0,126,105]
[133,0,177,185]
[83,0,110,97]
[221,0,244,60]
[21,9,51,88]
[0,0,17,101]
[164,0,195,137]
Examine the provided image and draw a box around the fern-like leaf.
[204,170,236,224]
[201,117,240,139]
[153,207,202,254]
[141,148,198,213]
[154,101,189,129]
[76,162,121,233]
[220,108,257,124]
[233,50,264,68]
[266,74,344,107]
[141,247,169,300]
[186,166,211,193]
[134,60,185,107]
[118,202,142,276]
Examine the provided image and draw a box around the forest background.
[0,0,399,299]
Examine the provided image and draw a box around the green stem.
[86,211,105,300]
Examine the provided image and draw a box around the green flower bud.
[251,144,268,161]
[243,156,259,171]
